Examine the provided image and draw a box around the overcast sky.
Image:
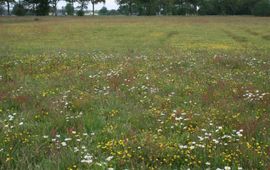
[58,0,119,10]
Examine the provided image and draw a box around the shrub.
[65,3,74,16]
[98,6,108,15]
[77,10,84,16]
[108,9,120,15]
[36,0,50,16]
[0,7,4,16]
[253,0,270,16]
[12,3,27,16]
[0,2,5,16]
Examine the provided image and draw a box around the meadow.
[0,16,270,169]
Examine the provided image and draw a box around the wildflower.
[8,115,14,121]
[65,138,72,141]
[43,135,49,139]
[206,162,211,166]
[213,139,219,144]
[81,154,93,164]
[236,130,243,137]
[179,145,187,149]
[19,122,24,126]
[61,142,67,146]
[74,147,79,153]
[106,156,114,162]
[236,132,243,137]
[197,135,203,140]
[175,117,183,121]
[96,163,102,166]
[224,166,231,170]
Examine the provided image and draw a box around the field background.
[0,16,270,169]
[1,16,270,56]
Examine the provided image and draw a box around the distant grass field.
[0,16,270,169]
[1,16,270,56]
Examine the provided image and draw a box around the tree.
[60,6,65,15]
[198,0,220,15]
[23,0,38,15]
[0,0,268,16]
[77,9,84,15]
[90,0,105,16]
[0,3,4,15]
[159,0,175,15]
[50,0,60,16]
[253,0,270,16]
[36,0,49,15]
[222,0,239,15]
[12,3,27,15]
[116,0,136,15]
[108,9,119,15]
[235,0,258,15]
[98,6,107,15]
[138,0,159,15]
[76,0,88,16]
[66,0,75,15]
[117,4,129,15]
[172,0,198,15]
[23,0,50,15]
[1,0,15,15]
[65,3,74,15]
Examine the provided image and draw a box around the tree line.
[116,0,270,16]
[1,0,270,16]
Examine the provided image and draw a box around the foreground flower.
[106,156,114,162]
[61,142,67,146]
[224,166,231,170]
[81,154,93,164]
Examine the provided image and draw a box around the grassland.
[0,16,270,169]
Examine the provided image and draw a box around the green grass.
[0,16,270,169]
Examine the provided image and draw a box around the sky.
[58,0,119,10]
